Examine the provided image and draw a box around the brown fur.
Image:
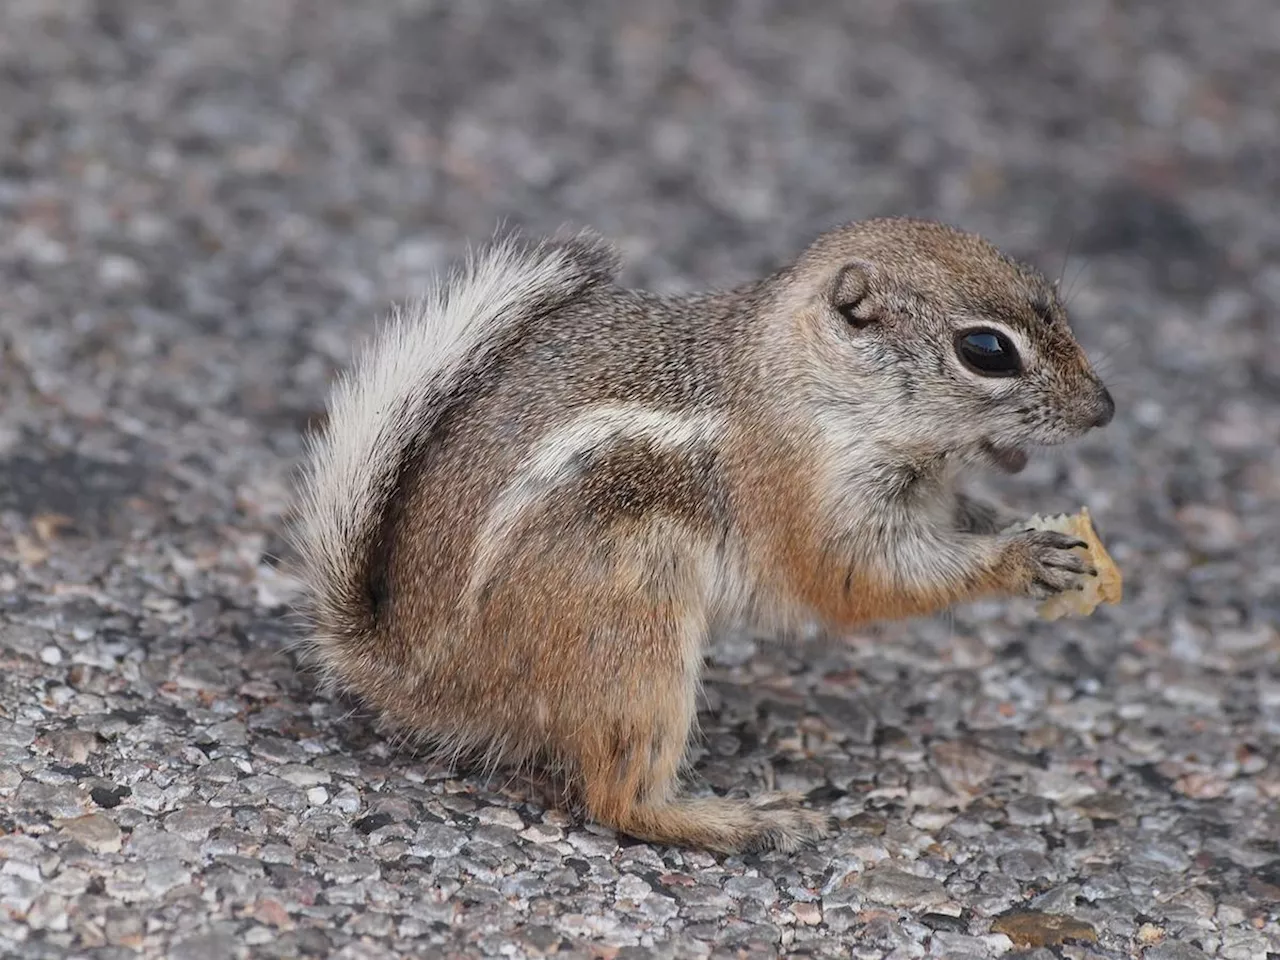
[290,218,1114,853]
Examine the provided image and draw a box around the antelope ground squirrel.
[291,218,1115,853]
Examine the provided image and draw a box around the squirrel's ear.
[832,262,876,328]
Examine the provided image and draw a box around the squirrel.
[289,217,1116,854]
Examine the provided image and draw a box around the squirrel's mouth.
[980,440,1028,474]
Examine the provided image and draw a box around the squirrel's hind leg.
[474,528,829,853]
[567,599,832,854]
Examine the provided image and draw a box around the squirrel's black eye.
[955,328,1021,377]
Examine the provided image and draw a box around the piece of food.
[1006,508,1123,620]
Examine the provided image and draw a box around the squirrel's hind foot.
[594,792,833,855]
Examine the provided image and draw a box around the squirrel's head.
[775,217,1114,474]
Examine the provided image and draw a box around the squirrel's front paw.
[1000,530,1097,599]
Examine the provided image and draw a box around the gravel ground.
[2,1,1278,958]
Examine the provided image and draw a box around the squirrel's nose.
[1091,385,1115,428]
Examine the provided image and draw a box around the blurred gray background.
[1,2,1277,958]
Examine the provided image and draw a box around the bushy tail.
[289,230,619,662]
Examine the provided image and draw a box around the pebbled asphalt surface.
[1,1,1278,958]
